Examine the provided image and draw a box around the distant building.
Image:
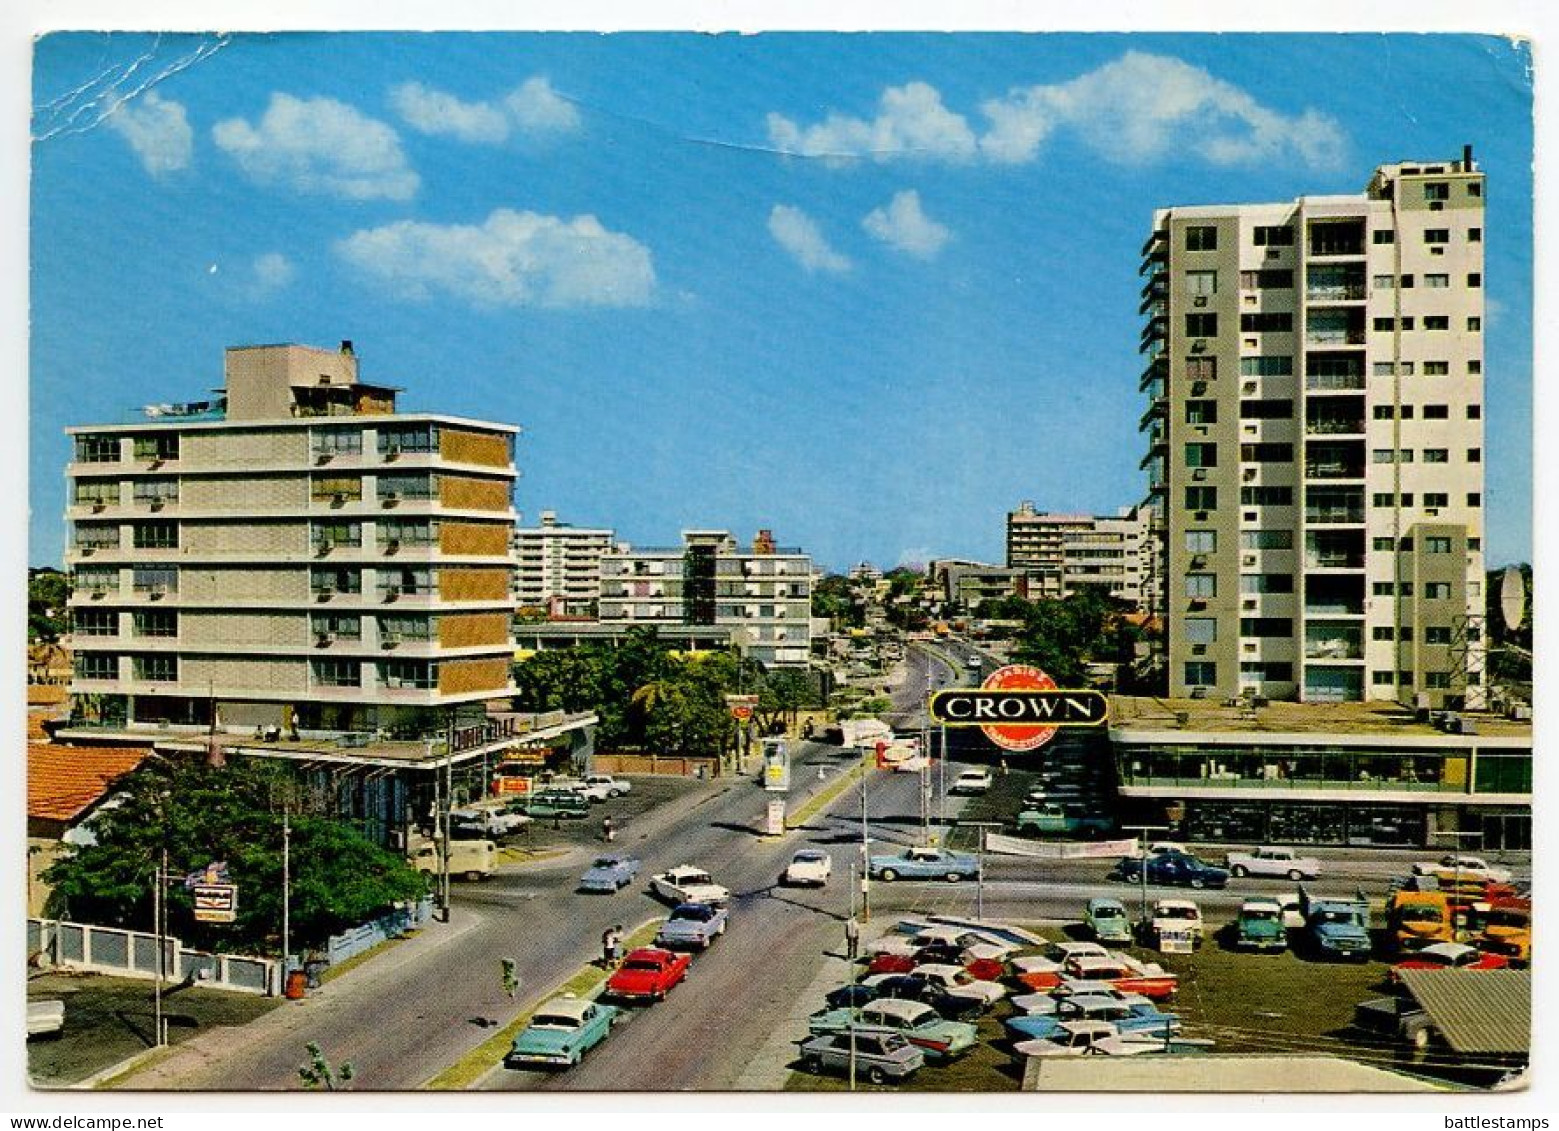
[1005,502,1150,607]
[848,562,884,584]
[929,559,1032,611]
[599,530,813,666]
[513,510,615,618]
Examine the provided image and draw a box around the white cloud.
[768,205,851,274]
[106,91,192,176]
[251,252,294,295]
[212,93,419,200]
[767,81,977,163]
[505,77,581,134]
[390,81,509,143]
[979,51,1346,169]
[862,190,950,259]
[335,209,655,308]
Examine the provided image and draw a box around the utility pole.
[282,811,291,975]
[859,749,871,924]
[1122,824,1169,931]
[847,858,858,1092]
[1430,829,1484,939]
[959,821,1003,923]
[441,743,453,923]
[153,846,167,1048]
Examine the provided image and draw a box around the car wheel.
[867,1066,887,1085]
[1190,878,1205,889]
[805,1055,823,1074]
[945,872,962,884]
[1230,865,1248,878]
[1288,869,1304,881]
[880,869,898,882]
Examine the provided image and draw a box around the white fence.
[28,918,279,995]
[985,833,1139,859]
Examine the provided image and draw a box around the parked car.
[524,791,591,821]
[1085,897,1135,945]
[507,995,619,1068]
[1411,855,1513,885]
[1234,898,1289,952]
[1011,1019,1131,1059]
[1056,955,1179,1002]
[1225,845,1321,881]
[1011,987,1154,1015]
[1478,897,1532,964]
[604,947,691,1002]
[26,999,64,1040]
[1147,898,1204,951]
[1016,804,1113,838]
[410,837,496,881]
[796,1031,926,1084]
[808,999,978,1060]
[862,973,985,1020]
[1353,995,1436,1054]
[584,773,632,798]
[949,769,993,795]
[1389,941,1511,981]
[449,807,532,840]
[869,846,980,883]
[868,946,1003,982]
[578,855,642,894]
[783,849,833,887]
[909,963,1007,1008]
[905,925,1018,962]
[1113,851,1230,890]
[1004,994,1180,1042]
[1298,886,1373,962]
[655,902,729,950]
[823,983,882,1011]
[649,865,730,906]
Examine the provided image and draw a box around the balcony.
[1305,461,1365,481]
[1305,415,1364,436]
[1307,220,1366,258]
[1305,371,1365,392]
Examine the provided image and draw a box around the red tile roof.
[28,744,149,824]
[27,684,68,706]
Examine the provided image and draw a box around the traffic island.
[420,919,660,1090]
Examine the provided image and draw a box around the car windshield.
[1094,907,1124,919]
[530,1014,580,1030]
[1242,909,1280,923]
[1401,906,1444,923]
[591,858,620,869]
[680,871,713,885]
[1158,907,1198,920]
[624,960,661,972]
[673,906,713,922]
[795,852,826,862]
[1318,910,1354,924]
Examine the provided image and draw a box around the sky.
[27,31,1535,574]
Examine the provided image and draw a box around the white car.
[1275,893,1306,931]
[911,925,1019,962]
[1012,988,1153,1015]
[1148,841,1191,857]
[650,865,730,906]
[783,849,833,887]
[449,807,532,839]
[1224,845,1321,881]
[911,963,1008,1007]
[950,769,993,795]
[1150,898,1204,947]
[1411,855,1513,885]
[584,774,631,798]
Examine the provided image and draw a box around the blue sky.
[29,31,1534,573]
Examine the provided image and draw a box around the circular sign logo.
[980,664,1059,751]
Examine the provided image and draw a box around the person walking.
[844,914,860,962]
[602,815,615,843]
[600,925,617,968]
[609,924,624,964]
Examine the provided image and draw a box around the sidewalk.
[107,904,485,1089]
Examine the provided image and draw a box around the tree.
[43,753,426,952]
[28,568,69,643]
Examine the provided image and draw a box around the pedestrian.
[844,915,860,961]
[602,815,615,843]
[610,924,624,964]
[600,926,616,967]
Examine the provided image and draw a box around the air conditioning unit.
[1193,295,1209,308]
[1429,200,1444,211]
[1242,554,1258,567]
[1243,469,1258,482]
[384,444,401,462]
[1192,644,1207,655]
[316,539,334,557]
[148,586,167,601]
[89,587,108,599]
[1192,468,1207,481]
[385,539,401,555]
[1242,598,1258,610]
[91,502,107,513]
[1190,339,1208,353]
[381,491,400,507]
[80,546,94,557]
[381,632,401,648]
[1194,510,1209,521]
[316,631,335,647]
[1266,248,1281,260]
[384,586,401,602]
[331,492,346,506]
[316,452,334,465]
[316,586,335,601]
[1190,555,1207,569]
[149,499,165,512]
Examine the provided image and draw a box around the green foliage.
[29,568,69,643]
[812,574,865,629]
[996,587,1142,688]
[298,1042,354,1090]
[43,753,426,952]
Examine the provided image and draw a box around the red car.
[1389,942,1510,982]
[868,950,1005,983]
[605,947,692,1002]
[1055,956,1179,1002]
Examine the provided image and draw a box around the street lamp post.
[957,821,1004,923]
[1123,825,1169,931]
[859,747,871,924]
[1429,829,1484,940]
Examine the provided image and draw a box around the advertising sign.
[192,883,238,924]
[927,664,1108,752]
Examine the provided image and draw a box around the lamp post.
[1429,829,1484,940]
[958,821,1004,922]
[859,747,871,924]
[1123,825,1169,931]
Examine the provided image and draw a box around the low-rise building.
[1006,502,1150,607]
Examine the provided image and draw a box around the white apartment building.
[1005,502,1150,609]
[513,510,615,617]
[63,342,521,739]
[1140,150,1487,707]
[598,530,813,667]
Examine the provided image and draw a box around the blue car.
[579,855,642,893]
[869,846,980,883]
[507,995,619,1069]
[1004,994,1180,1043]
[1113,851,1230,890]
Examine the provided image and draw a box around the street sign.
[726,694,759,721]
[765,799,786,836]
[926,664,1108,752]
[183,861,231,889]
[192,883,238,923]
[762,737,791,791]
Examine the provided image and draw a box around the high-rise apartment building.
[63,342,521,739]
[599,530,813,666]
[1006,502,1150,609]
[1140,151,1486,707]
[513,510,615,617]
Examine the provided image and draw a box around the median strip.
[420,918,660,1091]
[786,760,866,830]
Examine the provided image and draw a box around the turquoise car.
[507,995,619,1068]
[808,998,978,1060]
[1085,897,1135,944]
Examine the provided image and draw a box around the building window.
[75,654,119,680]
[1186,270,1218,296]
[1183,662,1217,686]
[1372,405,1395,420]
[383,567,434,597]
[1185,574,1217,598]
[1468,227,1482,242]
[1240,269,1293,289]
[1184,443,1218,468]
[1184,486,1216,511]
[135,655,178,682]
[1372,449,1394,464]
[1424,229,1449,245]
[311,613,362,640]
[1240,399,1293,420]
[1469,537,1482,551]
[1372,626,1394,641]
[75,525,120,552]
[379,659,436,689]
[1423,449,1449,464]
[1424,316,1449,331]
[132,521,179,549]
[1425,672,1452,689]
[1185,313,1218,337]
[312,476,364,503]
[1372,493,1395,508]
[1253,225,1293,246]
[312,428,364,458]
[378,475,436,501]
[1423,361,1449,376]
[1185,225,1218,251]
[1240,617,1290,637]
[1240,486,1293,506]
[313,659,361,687]
[1468,359,1482,374]
[1467,448,1482,463]
[132,566,177,596]
[1371,274,1394,290]
[73,481,121,508]
[1240,442,1293,462]
[1400,405,1415,418]
[1185,618,1217,644]
[1467,492,1482,507]
[1425,582,1452,600]
[1423,182,1449,202]
[1241,530,1292,550]
[133,610,178,637]
[1239,356,1293,377]
[1400,493,1415,507]
[310,566,362,595]
[378,425,441,456]
[1372,318,1395,333]
[132,434,181,462]
[1424,273,1449,288]
[379,519,436,548]
[1372,229,1395,245]
[1467,273,1482,288]
[1399,670,1415,684]
[1372,537,1395,551]
[1372,582,1394,596]
[1185,356,1217,381]
[378,615,434,642]
[1423,404,1449,419]
[1241,312,1292,333]
[1467,405,1481,419]
[1185,530,1217,552]
[72,610,117,636]
[1185,400,1218,425]
[1425,626,1453,644]
[1425,537,1452,554]
[1372,671,1395,686]
[1240,574,1294,594]
[1467,317,1482,332]
[73,566,118,594]
[132,479,179,507]
[75,436,120,463]
[312,521,363,549]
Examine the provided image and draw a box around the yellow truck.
[1386,889,1453,952]
[1477,897,1531,964]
